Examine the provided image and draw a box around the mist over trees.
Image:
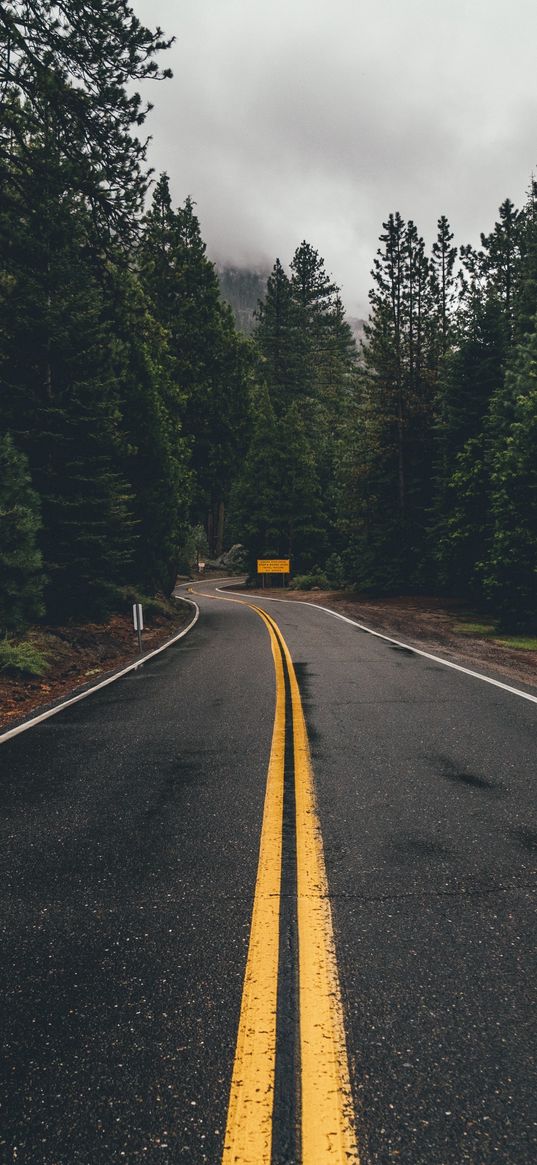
[218,267,270,336]
[1,3,536,636]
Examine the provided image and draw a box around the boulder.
[217,544,246,568]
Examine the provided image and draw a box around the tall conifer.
[138,180,251,554]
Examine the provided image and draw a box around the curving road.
[0,579,536,1164]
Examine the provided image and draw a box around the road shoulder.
[0,597,198,740]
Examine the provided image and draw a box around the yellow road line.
[260,609,360,1165]
[191,587,359,1163]
[221,614,285,1165]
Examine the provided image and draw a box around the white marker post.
[132,602,144,654]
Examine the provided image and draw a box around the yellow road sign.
[257,559,290,573]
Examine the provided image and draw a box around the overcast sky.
[133,0,537,316]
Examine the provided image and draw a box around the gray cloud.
[133,0,537,315]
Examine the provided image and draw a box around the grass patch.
[452,619,537,651]
[452,621,496,636]
[493,635,537,651]
[0,639,49,677]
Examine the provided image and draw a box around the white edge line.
[179,576,243,588]
[0,599,200,745]
[215,587,537,707]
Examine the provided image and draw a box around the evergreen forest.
[1,2,536,639]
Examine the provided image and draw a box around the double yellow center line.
[203,595,360,1164]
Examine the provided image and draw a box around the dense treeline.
[229,244,358,577]
[0,1,251,629]
[337,193,537,629]
[236,196,537,629]
[1,3,535,639]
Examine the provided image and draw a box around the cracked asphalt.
[0,582,536,1163]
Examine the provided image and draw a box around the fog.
[132,0,537,315]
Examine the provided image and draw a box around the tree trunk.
[208,499,225,557]
[397,392,405,523]
[215,499,225,557]
[207,507,215,557]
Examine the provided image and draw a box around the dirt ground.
[241,588,537,692]
[0,599,193,734]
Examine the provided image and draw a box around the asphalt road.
[0,580,536,1164]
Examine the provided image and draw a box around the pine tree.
[279,402,325,570]
[138,181,252,555]
[230,390,325,577]
[434,435,490,599]
[480,199,522,343]
[481,324,537,629]
[109,270,191,594]
[230,386,285,577]
[347,213,437,590]
[0,434,44,632]
[289,240,350,421]
[339,373,413,590]
[253,258,308,414]
[431,215,457,357]
[290,241,339,319]
[431,217,509,595]
[368,212,407,524]
[0,143,136,619]
[0,1,172,234]
[513,180,537,338]
[252,243,357,565]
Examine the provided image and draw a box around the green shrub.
[288,559,349,590]
[117,587,171,619]
[0,640,49,677]
[289,570,332,591]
